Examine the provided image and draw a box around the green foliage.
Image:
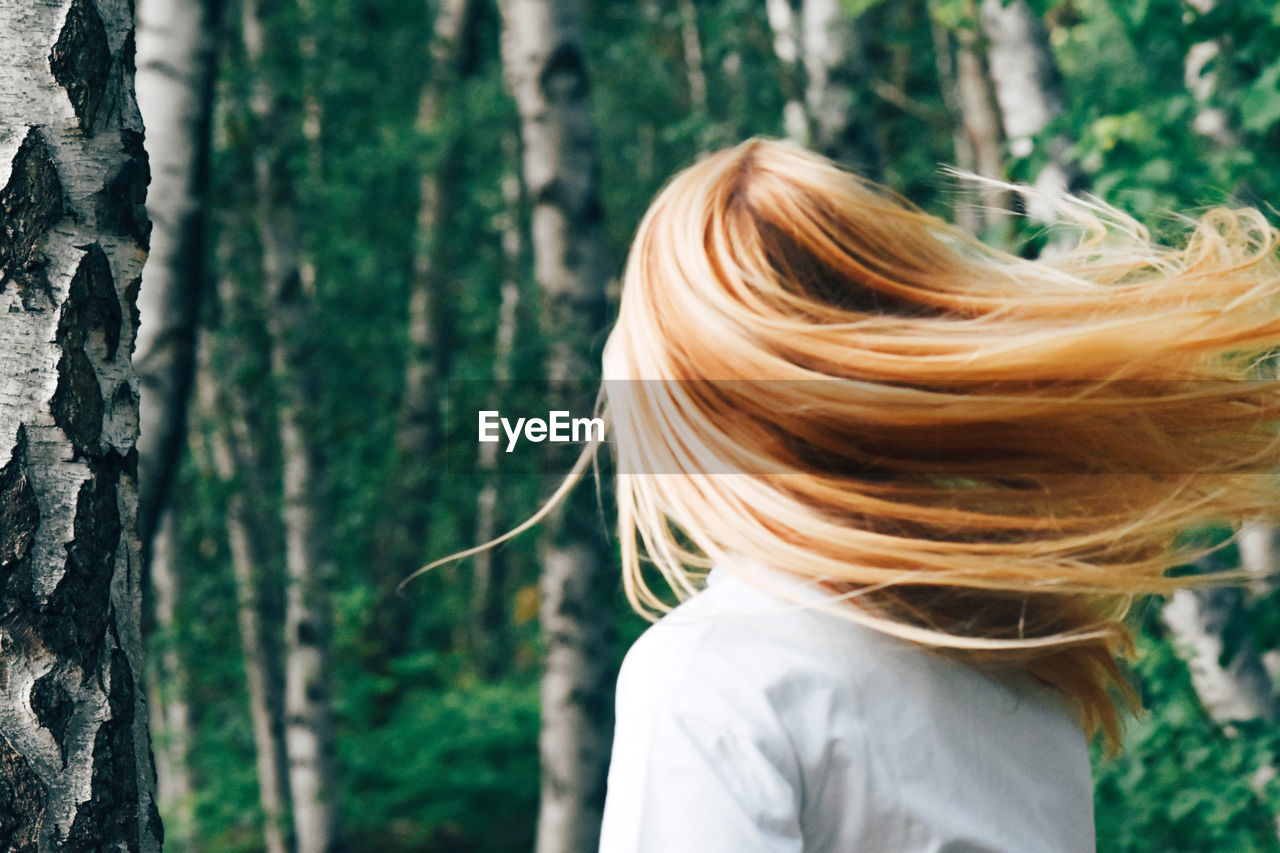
[1095,607,1280,852]
[338,668,541,852]
[151,0,1280,848]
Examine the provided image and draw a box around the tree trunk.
[145,508,198,851]
[676,0,711,153]
[241,0,340,850]
[978,0,1081,223]
[766,0,810,144]
[1162,584,1278,723]
[0,0,161,849]
[397,0,473,473]
[471,131,524,676]
[931,6,1010,238]
[799,0,881,176]
[499,1,615,851]
[195,298,291,853]
[133,0,223,552]
[134,0,225,843]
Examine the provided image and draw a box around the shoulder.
[613,563,897,759]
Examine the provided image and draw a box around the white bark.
[932,11,1010,238]
[133,0,220,546]
[134,0,224,842]
[499,1,614,850]
[677,0,709,151]
[471,133,523,672]
[1183,0,1237,148]
[1163,586,1277,723]
[0,0,160,848]
[242,0,340,849]
[146,508,198,850]
[394,0,473,545]
[979,0,1079,224]
[195,317,291,853]
[799,0,879,174]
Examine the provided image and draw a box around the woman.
[590,138,1280,851]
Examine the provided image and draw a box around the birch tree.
[471,131,524,676]
[0,0,161,848]
[766,0,809,143]
[242,0,340,848]
[931,2,1009,237]
[978,0,1081,222]
[798,0,880,175]
[134,0,226,843]
[195,308,292,853]
[499,1,614,850]
[767,0,880,174]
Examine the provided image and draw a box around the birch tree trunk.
[195,317,292,853]
[932,7,1009,238]
[799,0,880,176]
[499,2,614,850]
[397,0,473,475]
[134,0,223,551]
[766,0,810,144]
[471,131,523,676]
[1183,0,1237,150]
[134,0,225,843]
[145,509,197,850]
[242,0,340,849]
[676,0,711,153]
[0,0,161,848]
[978,0,1081,223]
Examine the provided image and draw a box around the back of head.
[603,137,1280,745]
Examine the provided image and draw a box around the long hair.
[601,137,1280,746]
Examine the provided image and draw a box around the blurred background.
[132,0,1280,850]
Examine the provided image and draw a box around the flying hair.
[421,137,1280,748]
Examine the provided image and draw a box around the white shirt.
[599,563,1095,852]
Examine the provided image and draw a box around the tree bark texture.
[499,1,615,851]
[242,0,340,850]
[0,0,161,849]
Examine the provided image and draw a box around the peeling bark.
[498,1,614,851]
[0,0,160,848]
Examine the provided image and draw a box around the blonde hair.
[599,137,1280,746]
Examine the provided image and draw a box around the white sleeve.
[598,631,804,853]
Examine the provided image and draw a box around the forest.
[3,0,1280,850]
